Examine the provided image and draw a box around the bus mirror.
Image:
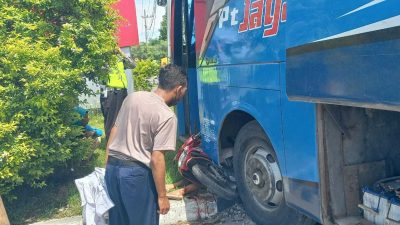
[157,0,167,6]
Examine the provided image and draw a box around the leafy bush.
[133,59,160,91]
[0,0,119,196]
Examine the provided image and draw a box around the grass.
[5,109,182,224]
[6,179,82,225]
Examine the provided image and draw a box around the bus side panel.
[280,63,321,222]
[195,0,287,66]
[286,0,400,110]
[287,37,400,110]
[188,68,200,134]
[197,64,285,169]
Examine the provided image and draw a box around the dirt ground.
[173,204,255,225]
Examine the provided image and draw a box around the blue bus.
[165,0,400,224]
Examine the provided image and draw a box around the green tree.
[130,39,167,61]
[133,59,160,91]
[0,0,119,196]
[159,14,167,41]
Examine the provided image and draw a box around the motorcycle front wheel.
[191,162,237,200]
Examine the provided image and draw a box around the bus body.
[167,0,400,224]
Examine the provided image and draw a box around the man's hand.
[151,150,170,214]
[157,196,170,214]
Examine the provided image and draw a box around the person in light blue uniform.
[74,106,103,143]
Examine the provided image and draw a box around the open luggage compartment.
[317,105,400,225]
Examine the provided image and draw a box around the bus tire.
[233,121,314,225]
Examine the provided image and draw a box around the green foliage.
[130,39,168,61]
[165,141,184,184]
[130,12,167,61]
[130,21,168,91]
[6,113,179,224]
[0,0,119,196]
[159,14,167,41]
[133,59,160,91]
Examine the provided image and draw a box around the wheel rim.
[244,144,284,211]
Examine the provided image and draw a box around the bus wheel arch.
[218,110,255,167]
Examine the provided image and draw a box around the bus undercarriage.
[318,105,400,225]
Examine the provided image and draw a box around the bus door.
[168,0,200,137]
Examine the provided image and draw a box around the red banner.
[114,0,139,47]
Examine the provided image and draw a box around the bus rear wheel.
[233,121,314,225]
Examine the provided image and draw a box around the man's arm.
[105,125,118,164]
[151,150,170,215]
[117,48,136,69]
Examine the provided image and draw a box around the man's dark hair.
[158,64,187,91]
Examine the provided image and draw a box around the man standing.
[105,64,187,225]
[101,50,135,140]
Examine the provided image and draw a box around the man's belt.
[107,156,146,168]
[107,87,126,91]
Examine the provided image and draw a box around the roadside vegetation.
[6,111,183,225]
[1,2,174,223]
[0,0,119,197]
[6,111,107,225]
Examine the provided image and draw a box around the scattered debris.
[172,204,255,225]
